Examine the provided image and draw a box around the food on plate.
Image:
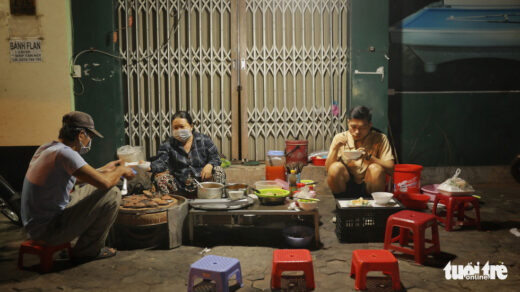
[134,202,146,208]
[444,178,472,190]
[144,200,158,208]
[350,197,370,206]
[143,190,154,198]
[120,189,176,209]
[438,169,475,194]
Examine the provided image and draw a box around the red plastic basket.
[311,156,326,166]
[398,193,429,210]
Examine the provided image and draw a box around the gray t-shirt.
[21,141,87,238]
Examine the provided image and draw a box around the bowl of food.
[343,150,362,160]
[256,188,290,205]
[282,225,314,248]
[371,192,394,205]
[297,198,319,211]
[300,179,315,185]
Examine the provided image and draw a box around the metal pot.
[197,182,224,199]
[224,183,249,198]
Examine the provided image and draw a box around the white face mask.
[173,129,192,142]
[79,132,92,155]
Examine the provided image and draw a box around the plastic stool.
[350,249,401,291]
[271,249,315,290]
[187,255,243,292]
[384,210,440,265]
[433,193,481,231]
[18,240,72,272]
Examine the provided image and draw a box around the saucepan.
[197,182,224,199]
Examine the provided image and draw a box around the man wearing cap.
[21,111,135,262]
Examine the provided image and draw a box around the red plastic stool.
[383,210,440,265]
[18,240,72,272]
[432,193,481,231]
[271,249,315,290]
[350,249,401,291]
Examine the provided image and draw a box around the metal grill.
[244,0,349,160]
[117,0,233,158]
[117,0,349,161]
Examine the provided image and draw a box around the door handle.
[354,66,384,82]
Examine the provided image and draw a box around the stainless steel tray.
[189,197,255,210]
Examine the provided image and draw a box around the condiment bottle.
[288,169,298,196]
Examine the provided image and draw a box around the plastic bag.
[437,168,474,193]
[308,150,328,161]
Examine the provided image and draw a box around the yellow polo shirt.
[328,130,394,184]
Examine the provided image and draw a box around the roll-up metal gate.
[242,0,349,160]
[117,0,349,160]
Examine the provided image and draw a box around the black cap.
[62,111,104,138]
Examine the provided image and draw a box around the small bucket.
[285,140,308,165]
[393,164,423,195]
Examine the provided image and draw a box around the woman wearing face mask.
[150,111,225,196]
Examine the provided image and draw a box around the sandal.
[72,247,117,264]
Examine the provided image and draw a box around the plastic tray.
[255,180,282,189]
[189,197,254,210]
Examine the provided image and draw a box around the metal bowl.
[224,183,249,198]
[197,182,224,199]
[282,225,314,248]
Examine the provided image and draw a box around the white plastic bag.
[437,168,474,194]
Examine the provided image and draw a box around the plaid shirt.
[150,132,221,191]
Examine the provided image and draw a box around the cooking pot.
[197,182,224,199]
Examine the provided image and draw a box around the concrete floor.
[0,165,519,292]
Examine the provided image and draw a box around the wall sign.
[9,39,42,62]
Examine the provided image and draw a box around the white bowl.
[371,192,394,205]
[228,190,245,200]
[343,150,362,160]
[297,199,318,211]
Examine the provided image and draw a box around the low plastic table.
[188,199,320,248]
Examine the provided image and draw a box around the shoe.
[71,247,117,264]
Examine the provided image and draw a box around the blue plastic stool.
[187,255,243,292]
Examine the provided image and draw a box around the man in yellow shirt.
[325,106,394,197]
